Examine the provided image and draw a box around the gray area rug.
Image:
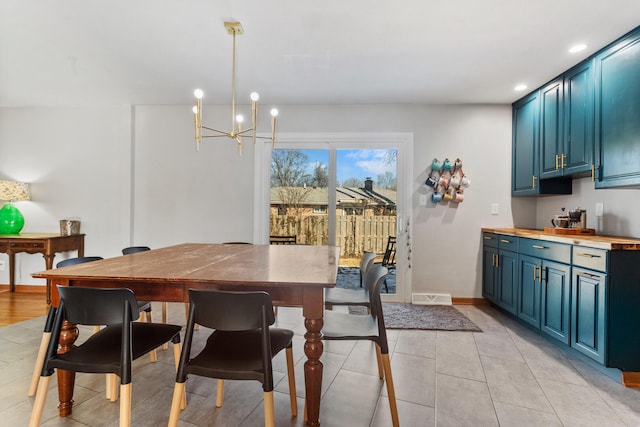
[349,303,482,331]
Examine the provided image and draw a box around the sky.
[297,149,397,184]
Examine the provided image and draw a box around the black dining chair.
[325,251,377,310]
[321,264,399,426]
[168,289,297,427]
[29,286,182,427]
[27,256,156,398]
[375,236,396,293]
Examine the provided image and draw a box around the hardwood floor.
[0,288,48,326]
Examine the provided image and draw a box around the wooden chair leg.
[110,374,119,402]
[172,342,186,410]
[119,383,132,427]
[285,347,297,416]
[263,391,275,427]
[162,302,168,350]
[28,331,51,396]
[216,379,224,407]
[381,353,399,427]
[28,375,51,427]
[106,373,112,400]
[375,344,384,379]
[168,382,186,427]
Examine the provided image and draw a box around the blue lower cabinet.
[497,250,518,315]
[571,267,606,364]
[541,261,571,344]
[517,255,541,328]
[482,246,499,304]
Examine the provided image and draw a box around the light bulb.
[270,108,279,117]
[194,89,204,99]
[192,106,198,114]
[236,114,244,123]
[250,92,260,102]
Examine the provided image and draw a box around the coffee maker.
[568,208,587,228]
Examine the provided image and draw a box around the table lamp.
[0,180,31,235]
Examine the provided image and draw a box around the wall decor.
[424,157,469,204]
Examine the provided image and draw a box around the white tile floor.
[1,303,640,426]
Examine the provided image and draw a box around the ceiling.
[1,1,639,107]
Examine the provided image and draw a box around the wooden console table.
[0,233,84,303]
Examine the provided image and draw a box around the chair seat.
[186,328,293,382]
[48,322,182,374]
[324,287,369,306]
[322,309,379,340]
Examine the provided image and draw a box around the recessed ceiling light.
[569,44,587,53]
[514,84,527,91]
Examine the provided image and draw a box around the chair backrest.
[360,251,377,286]
[56,286,141,326]
[122,246,151,255]
[381,236,396,267]
[56,256,103,268]
[188,289,275,331]
[364,264,390,351]
[269,235,297,245]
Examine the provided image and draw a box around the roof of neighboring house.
[270,186,396,207]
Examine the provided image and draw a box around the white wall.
[0,106,132,286]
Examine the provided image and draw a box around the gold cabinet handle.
[561,153,567,169]
[532,245,548,249]
[555,154,559,170]
[591,164,595,182]
[484,236,493,240]
[496,254,499,268]
[576,253,601,259]
[532,175,537,189]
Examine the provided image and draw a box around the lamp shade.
[0,180,31,201]
[0,180,31,235]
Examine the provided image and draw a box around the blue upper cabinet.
[563,60,595,177]
[540,78,564,179]
[512,92,540,195]
[540,61,595,180]
[594,27,640,188]
[512,90,572,196]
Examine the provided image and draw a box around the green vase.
[0,203,25,235]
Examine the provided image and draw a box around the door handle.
[578,272,600,280]
[576,253,601,258]
[532,175,537,189]
[532,245,548,250]
[555,154,559,170]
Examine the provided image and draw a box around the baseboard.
[0,285,46,294]
[621,372,640,387]
[452,297,491,306]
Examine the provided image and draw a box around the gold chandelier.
[192,21,278,155]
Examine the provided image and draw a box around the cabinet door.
[540,260,571,344]
[497,250,518,315]
[564,60,595,176]
[518,254,541,328]
[595,28,640,188]
[512,92,540,195]
[540,79,564,179]
[571,268,606,364]
[482,246,499,303]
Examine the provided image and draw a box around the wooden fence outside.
[270,215,396,257]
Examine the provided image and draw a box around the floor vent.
[411,293,452,305]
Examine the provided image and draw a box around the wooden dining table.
[33,243,340,427]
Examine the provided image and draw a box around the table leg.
[43,254,56,304]
[57,320,78,416]
[303,288,324,427]
[8,252,15,292]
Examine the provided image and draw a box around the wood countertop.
[481,227,640,250]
